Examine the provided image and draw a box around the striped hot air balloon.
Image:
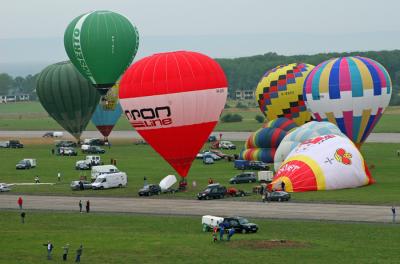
[303,56,392,147]
[239,118,297,163]
[119,51,228,177]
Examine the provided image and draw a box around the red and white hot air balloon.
[119,51,228,177]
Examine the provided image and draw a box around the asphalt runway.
[1,130,400,143]
[0,195,396,223]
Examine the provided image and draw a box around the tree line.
[216,50,400,105]
[1,50,400,105]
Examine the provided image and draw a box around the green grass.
[1,101,400,132]
[1,141,400,205]
[0,210,399,264]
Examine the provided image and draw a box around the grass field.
[0,210,399,264]
[1,140,399,205]
[2,102,400,132]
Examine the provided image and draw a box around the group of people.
[78,200,90,213]
[212,222,235,242]
[43,241,83,262]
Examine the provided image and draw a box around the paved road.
[1,130,400,143]
[0,195,395,223]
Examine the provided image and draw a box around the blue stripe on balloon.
[357,57,381,96]
[352,116,362,143]
[360,114,376,142]
[311,61,329,100]
[347,58,363,97]
[329,58,342,99]
[375,61,392,94]
[335,117,347,136]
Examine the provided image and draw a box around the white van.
[91,165,119,180]
[92,172,127,189]
[258,171,273,183]
[201,215,224,231]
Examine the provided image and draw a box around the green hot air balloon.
[64,10,139,95]
[36,61,100,141]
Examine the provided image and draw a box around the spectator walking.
[86,200,90,213]
[62,243,69,261]
[219,223,225,241]
[57,172,61,182]
[227,228,235,241]
[51,148,55,155]
[17,197,23,210]
[192,180,197,189]
[20,212,26,223]
[281,181,286,191]
[35,176,40,184]
[392,206,396,224]
[75,244,83,263]
[79,200,83,213]
[43,241,54,260]
[79,181,84,191]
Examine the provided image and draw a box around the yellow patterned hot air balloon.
[255,63,314,126]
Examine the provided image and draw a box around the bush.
[255,115,265,123]
[221,113,243,123]
[224,103,231,109]
[236,101,248,109]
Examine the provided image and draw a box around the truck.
[0,140,24,148]
[91,164,119,180]
[91,172,127,190]
[16,159,36,169]
[258,171,273,183]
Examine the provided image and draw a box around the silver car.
[0,183,11,192]
[70,181,92,190]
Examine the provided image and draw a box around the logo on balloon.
[124,106,172,128]
[334,148,352,165]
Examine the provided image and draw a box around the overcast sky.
[0,0,399,74]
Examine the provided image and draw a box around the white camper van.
[258,171,273,183]
[201,215,224,231]
[91,165,119,180]
[91,172,127,190]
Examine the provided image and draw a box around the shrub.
[255,115,265,123]
[221,113,243,123]
[236,101,248,109]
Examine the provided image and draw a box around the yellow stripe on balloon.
[325,112,337,125]
[319,59,336,94]
[356,109,372,143]
[284,155,326,190]
[352,57,373,90]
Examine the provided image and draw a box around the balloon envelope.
[272,134,373,192]
[239,118,297,163]
[274,121,345,170]
[119,51,228,177]
[256,63,314,126]
[91,85,122,138]
[64,10,139,94]
[36,61,100,140]
[304,56,392,146]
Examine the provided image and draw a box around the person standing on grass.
[75,244,83,263]
[86,200,90,213]
[212,226,218,242]
[20,212,26,223]
[62,243,69,261]
[17,197,23,210]
[392,206,396,224]
[79,200,83,213]
[219,223,225,241]
[227,228,235,241]
[57,172,61,182]
[43,241,54,260]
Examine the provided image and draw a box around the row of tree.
[0,73,38,98]
[217,50,400,105]
[1,50,400,104]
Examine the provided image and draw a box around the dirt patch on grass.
[228,240,309,250]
